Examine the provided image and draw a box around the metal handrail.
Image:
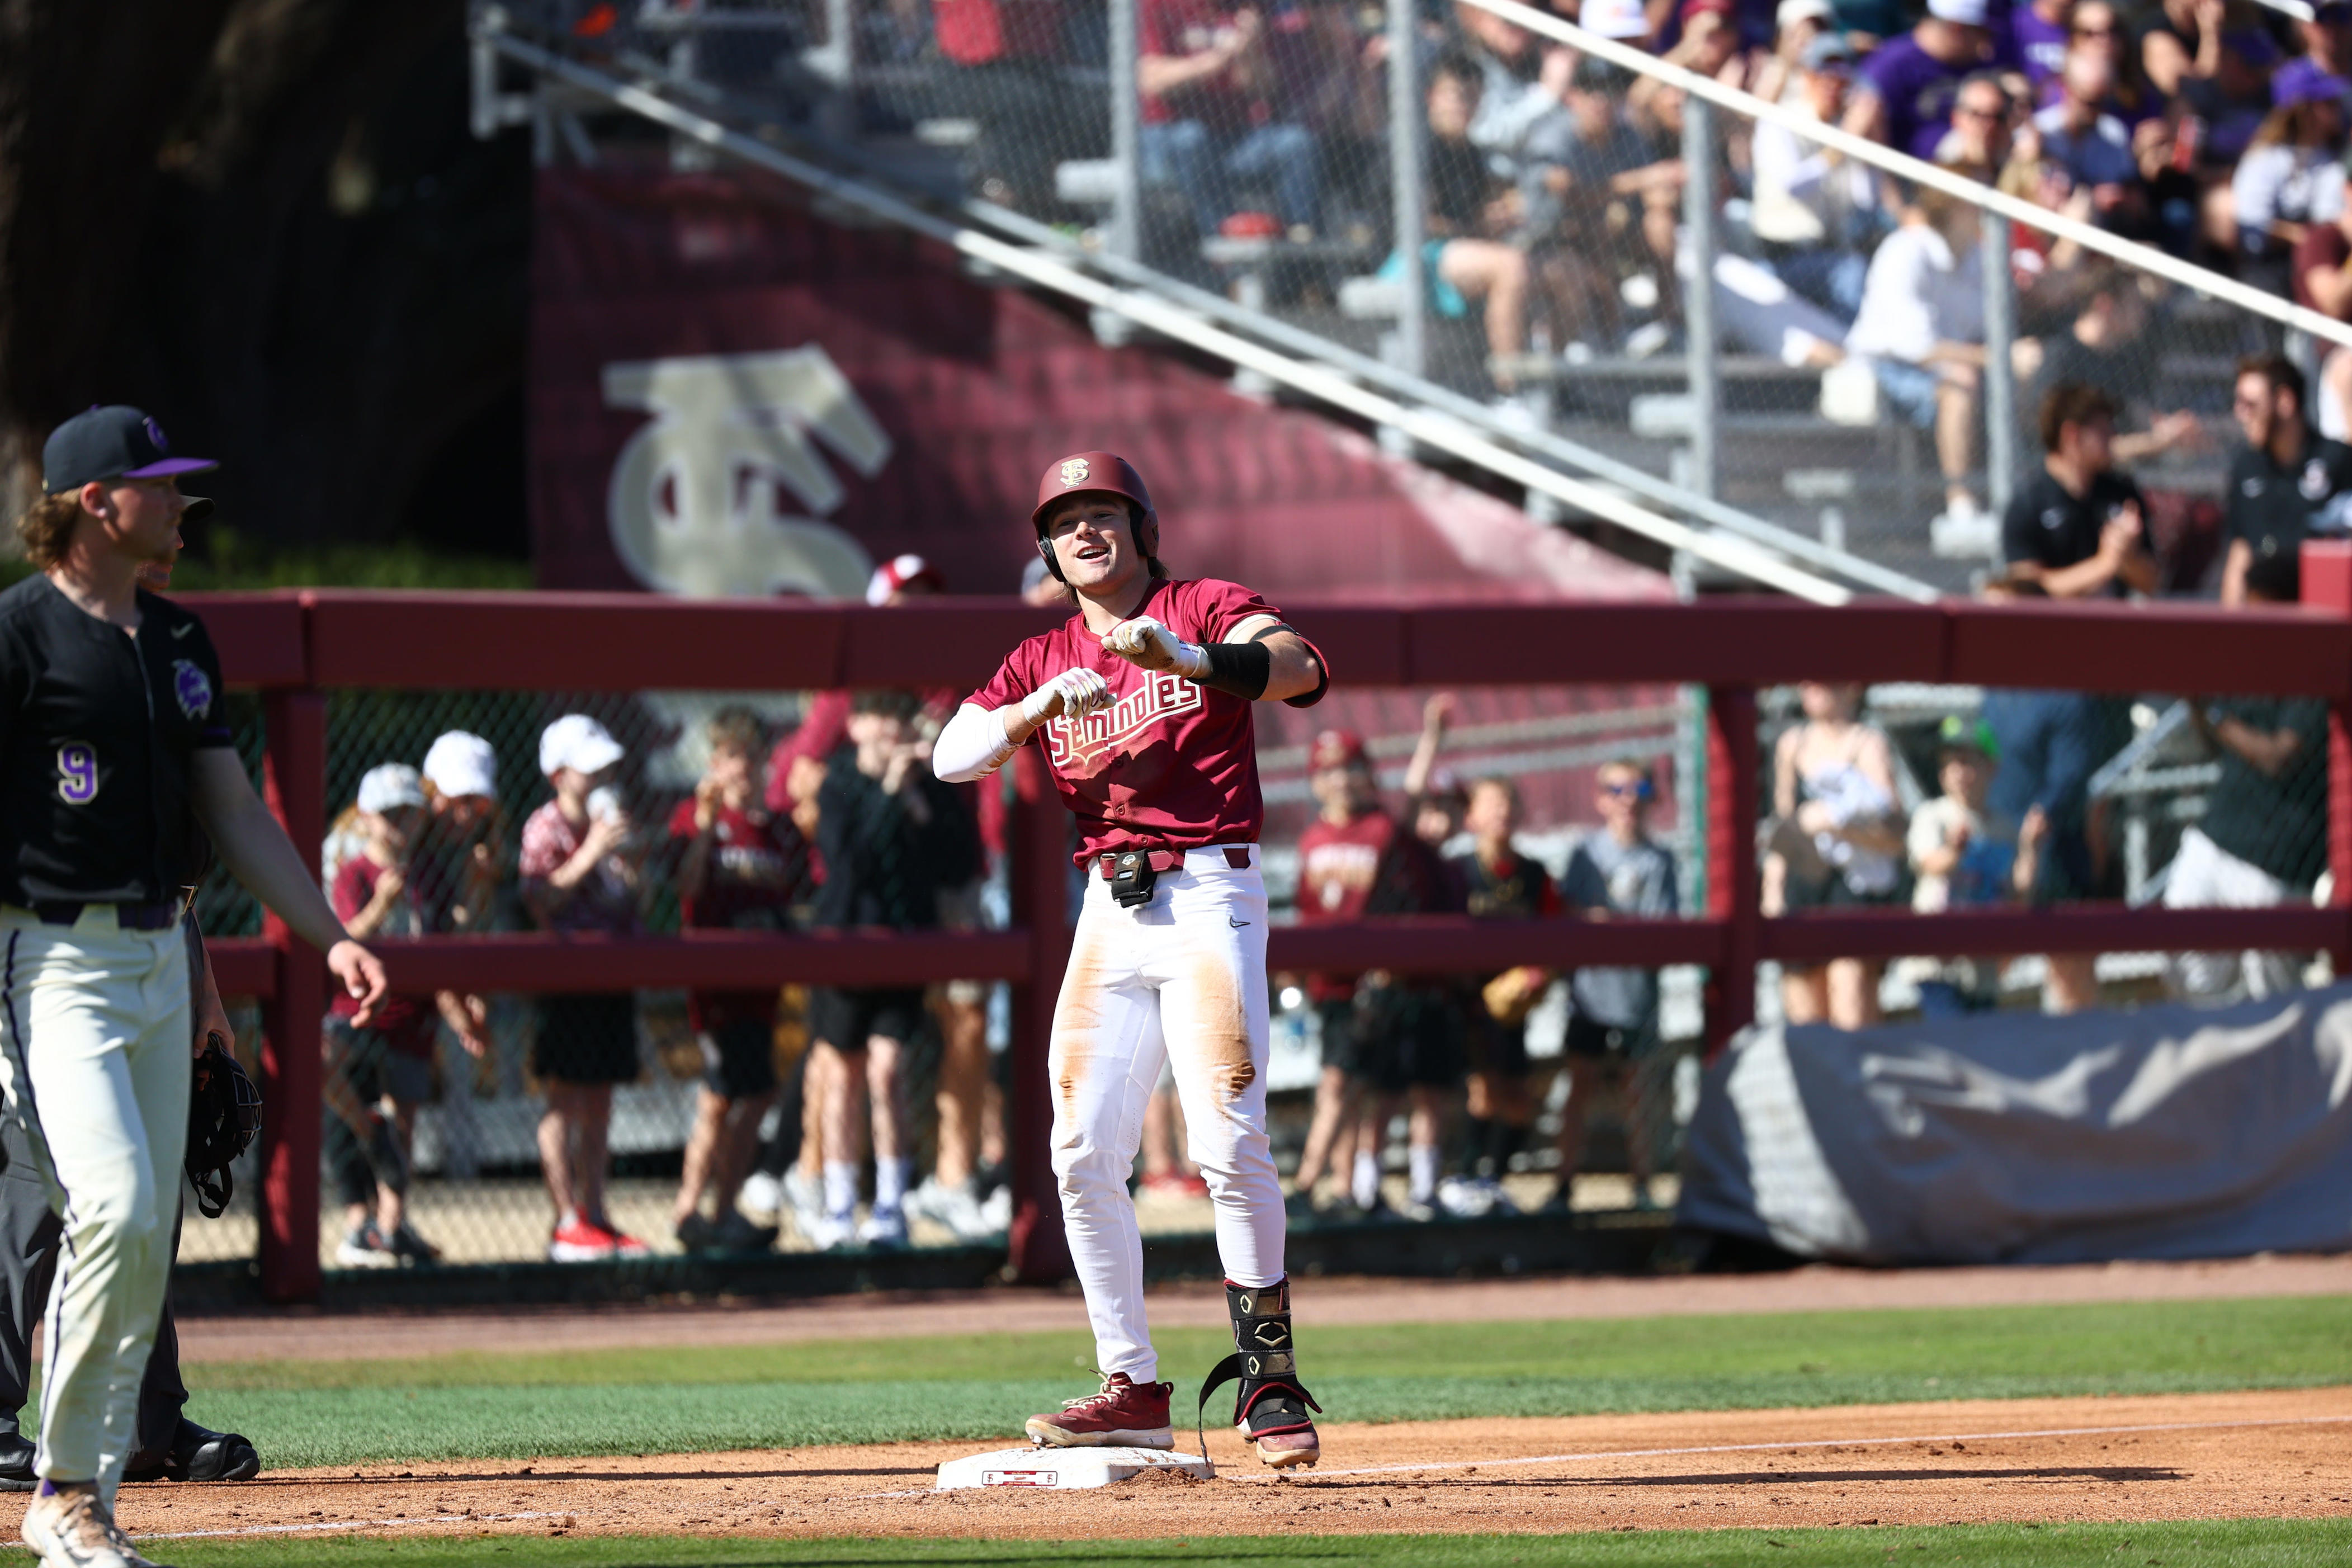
[479,24,1867,603]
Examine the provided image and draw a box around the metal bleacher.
[469,0,2312,603]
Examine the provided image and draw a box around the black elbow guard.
[1194,640,1272,701]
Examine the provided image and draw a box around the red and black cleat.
[1025,1371,1175,1449]
[1199,1278,1320,1468]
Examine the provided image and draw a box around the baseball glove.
[187,1035,263,1220]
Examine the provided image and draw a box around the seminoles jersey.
[968,578,1326,865]
[1296,810,1396,1003]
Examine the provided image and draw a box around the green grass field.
[143,1519,2352,1568]
[178,1296,2352,1470]
[116,1293,2349,1568]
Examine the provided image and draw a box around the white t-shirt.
[2233,144,2346,237]
[1845,224,1985,365]
[1751,108,1878,245]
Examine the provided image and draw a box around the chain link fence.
[179,676,1725,1267]
[1750,678,2335,1033]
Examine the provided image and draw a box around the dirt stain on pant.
[1180,953,1255,1103]
[1051,926,1112,1120]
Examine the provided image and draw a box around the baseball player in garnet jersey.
[934,452,1330,1467]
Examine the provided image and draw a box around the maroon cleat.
[1025,1372,1176,1449]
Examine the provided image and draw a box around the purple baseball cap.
[2274,58,2352,107]
[41,405,218,495]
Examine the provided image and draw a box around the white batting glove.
[1021,667,1113,726]
[1102,615,1210,678]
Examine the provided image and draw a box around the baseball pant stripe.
[0,910,190,1500]
[1050,857,1283,1382]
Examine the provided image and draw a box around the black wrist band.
[1194,639,1271,700]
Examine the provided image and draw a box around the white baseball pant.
[1050,847,1283,1382]
[0,907,190,1501]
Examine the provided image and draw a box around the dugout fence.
[180,566,2352,1301]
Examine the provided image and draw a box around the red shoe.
[548,1218,616,1262]
[598,1224,650,1259]
[1024,1372,1175,1449]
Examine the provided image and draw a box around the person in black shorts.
[519,714,650,1263]
[1551,759,1680,1212]
[668,707,807,1254]
[802,691,979,1251]
[1446,777,1558,1216]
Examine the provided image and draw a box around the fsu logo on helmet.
[1059,457,1090,488]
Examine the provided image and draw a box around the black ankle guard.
[1196,1278,1320,1458]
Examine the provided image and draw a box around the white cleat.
[22,1483,176,1568]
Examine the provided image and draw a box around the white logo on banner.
[601,346,890,598]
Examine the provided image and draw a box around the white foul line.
[1310,1413,2352,1479]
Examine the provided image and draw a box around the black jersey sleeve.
[176,608,234,749]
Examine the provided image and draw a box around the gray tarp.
[1678,986,2352,1264]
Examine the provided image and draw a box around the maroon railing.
[188,550,2352,1301]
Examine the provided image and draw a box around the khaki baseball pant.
[0,907,190,1502]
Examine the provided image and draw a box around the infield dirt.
[77,1387,2352,1544]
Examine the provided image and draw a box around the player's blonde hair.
[13,491,84,571]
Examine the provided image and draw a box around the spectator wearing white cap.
[324,764,483,1268]
[415,730,502,1160]
[1843,0,1995,163]
[417,730,506,938]
[519,715,650,1262]
[1749,0,1838,107]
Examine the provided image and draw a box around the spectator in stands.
[1903,716,2046,1016]
[2032,51,2150,234]
[1932,71,2013,171]
[2293,205,2352,442]
[2232,83,2348,288]
[1447,776,1556,1214]
[2056,0,2162,130]
[2168,550,2331,1001]
[1763,683,1903,1030]
[1399,53,1536,401]
[1551,759,1678,1212]
[932,0,1098,216]
[2172,26,2282,203]
[1753,33,1882,323]
[520,715,651,1262]
[2274,0,2352,108]
[1452,0,1575,173]
[2013,0,2071,89]
[324,764,485,1269]
[805,689,981,1250]
[2001,382,2157,599]
[2223,355,2352,607]
[1137,0,1320,242]
[2019,270,2205,464]
[2140,0,2232,99]
[1842,0,1994,162]
[1748,0,1837,108]
[1526,59,1687,357]
[668,707,807,1255]
[1843,167,1994,546]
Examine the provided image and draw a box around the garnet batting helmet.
[1030,452,1159,583]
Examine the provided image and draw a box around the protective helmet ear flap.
[1037,533,1066,583]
